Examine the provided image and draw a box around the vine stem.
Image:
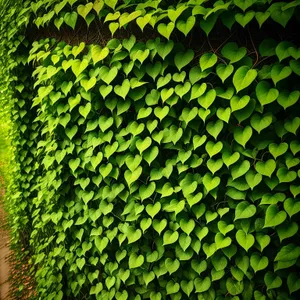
[248,26,259,68]
[214,30,237,54]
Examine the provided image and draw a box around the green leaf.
[146,62,162,81]
[165,258,180,275]
[80,77,96,92]
[95,236,108,253]
[222,151,240,168]
[175,82,191,98]
[268,143,288,159]
[270,6,294,27]
[69,158,80,173]
[221,42,247,63]
[99,66,118,85]
[114,79,131,99]
[139,182,156,201]
[259,38,277,57]
[287,273,300,294]
[255,159,276,177]
[284,117,300,135]
[206,120,223,140]
[180,218,195,235]
[271,64,292,86]
[153,219,167,235]
[203,173,220,193]
[127,227,142,244]
[129,253,144,268]
[236,230,255,252]
[250,253,268,273]
[157,40,174,60]
[245,170,262,190]
[146,202,161,218]
[290,59,300,76]
[198,89,216,109]
[91,45,109,64]
[205,211,218,224]
[194,277,211,293]
[143,146,159,165]
[235,201,256,221]
[203,243,217,258]
[193,135,207,150]
[233,66,257,93]
[255,81,279,106]
[234,0,254,11]
[276,41,293,62]
[71,59,89,77]
[255,11,270,27]
[205,140,223,157]
[136,14,152,31]
[207,158,223,174]
[264,205,287,228]
[99,85,113,99]
[230,95,250,112]
[174,49,194,71]
[234,126,252,148]
[215,233,232,249]
[216,64,234,83]
[199,53,218,71]
[284,198,300,218]
[226,278,244,295]
[99,116,113,132]
[276,167,297,183]
[176,16,196,36]
[77,3,93,20]
[157,22,175,39]
[275,243,300,263]
[200,14,217,36]
[231,160,250,180]
[235,11,255,27]
[64,12,78,29]
[218,221,234,236]
[163,230,179,245]
[264,271,282,291]
[109,22,119,36]
[79,102,91,119]
[180,280,194,296]
[180,107,198,126]
[216,107,231,123]
[136,137,152,154]
[166,281,180,294]
[124,166,142,187]
[154,106,169,122]
[190,83,207,100]
[250,113,272,133]
[255,233,270,252]
[157,74,171,89]
[276,222,298,242]
[277,90,300,110]
[189,66,209,84]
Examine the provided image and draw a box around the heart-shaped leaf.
[233,66,257,93]
[221,42,247,63]
[236,230,255,251]
[264,205,287,228]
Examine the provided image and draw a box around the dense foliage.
[0,0,300,299]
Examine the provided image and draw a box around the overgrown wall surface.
[1,0,300,299]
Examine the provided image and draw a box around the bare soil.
[0,195,10,300]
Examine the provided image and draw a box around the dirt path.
[0,203,10,300]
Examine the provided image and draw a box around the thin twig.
[248,26,259,68]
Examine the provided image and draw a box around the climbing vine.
[0,0,300,299]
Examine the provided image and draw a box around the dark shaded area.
[26,11,300,54]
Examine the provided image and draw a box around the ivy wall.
[0,0,300,299]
